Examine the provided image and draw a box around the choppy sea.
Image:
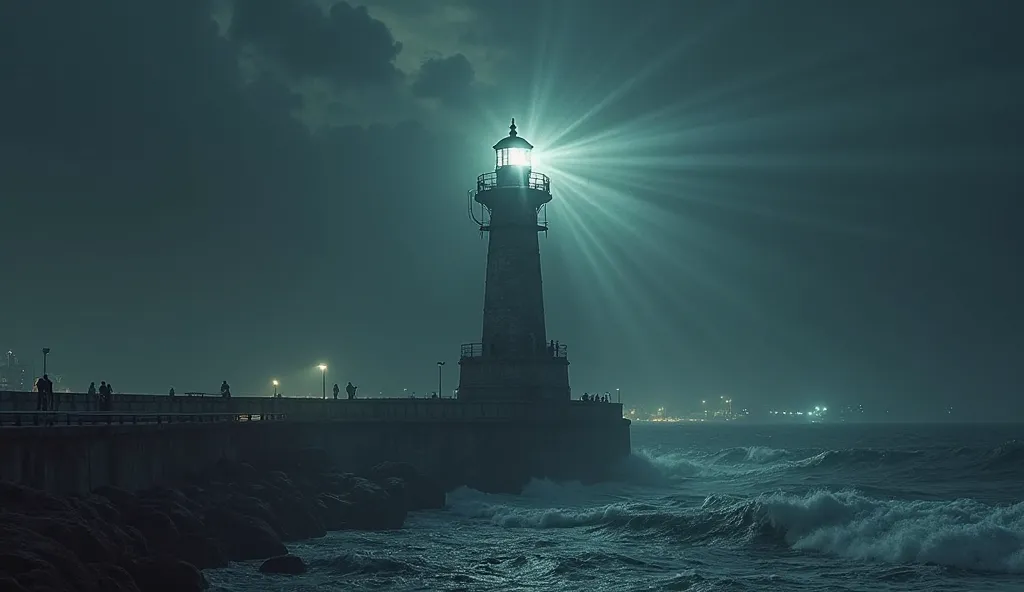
[208,422,1024,591]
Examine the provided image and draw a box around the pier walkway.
[0,390,623,427]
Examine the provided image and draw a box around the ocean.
[207,422,1024,591]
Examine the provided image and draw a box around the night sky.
[1,1,1021,420]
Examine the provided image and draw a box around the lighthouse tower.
[458,120,570,402]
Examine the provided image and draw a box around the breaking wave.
[450,484,1024,574]
[620,440,1024,483]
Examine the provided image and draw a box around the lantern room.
[493,118,533,170]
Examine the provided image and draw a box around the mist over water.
[208,423,1024,591]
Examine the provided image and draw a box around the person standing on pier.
[346,381,357,400]
[220,380,231,398]
[333,383,340,399]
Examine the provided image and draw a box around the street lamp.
[616,388,621,404]
[272,379,279,397]
[437,361,445,398]
[317,364,327,399]
[42,347,50,375]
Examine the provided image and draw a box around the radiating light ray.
[553,188,713,352]
[461,1,1017,387]
[552,173,771,344]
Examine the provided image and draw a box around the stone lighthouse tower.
[458,120,571,402]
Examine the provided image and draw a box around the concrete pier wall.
[0,391,631,495]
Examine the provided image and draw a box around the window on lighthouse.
[497,147,531,168]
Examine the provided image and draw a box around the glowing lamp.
[493,118,534,171]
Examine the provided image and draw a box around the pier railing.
[459,342,568,359]
[0,391,623,425]
[0,410,285,427]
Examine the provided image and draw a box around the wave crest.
[753,489,1024,574]
[451,485,1024,574]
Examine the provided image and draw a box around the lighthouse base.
[457,356,570,402]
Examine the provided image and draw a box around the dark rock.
[259,554,307,575]
[370,461,447,510]
[339,478,407,530]
[222,493,284,535]
[90,563,142,592]
[173,533,228,570]
[0,575,30,592]
[203,508,287,561]
[139,487,203,514]
[93,486,139,511]
[9,569,63,592]
[7,514,120,564]
[127,558,206,592]
[0,482,71,515]
[141,499,205,537]
[316,493,355,530]
[0,521,99,592]
[125,507,180,554]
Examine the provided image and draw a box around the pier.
[0,390,630,495]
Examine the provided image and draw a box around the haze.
[1,1,1021,421]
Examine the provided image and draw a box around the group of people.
[34,374,55,410]
[332,382,358,399]
[581,392,611,403]
[86,381,116,411]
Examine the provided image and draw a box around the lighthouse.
[458,120,571,402]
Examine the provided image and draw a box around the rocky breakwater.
[0,456,446,591]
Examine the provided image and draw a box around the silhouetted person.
[220,381,231,398]
[548,340,555,356]
[582,393,590,402]
[88,382,97,396]
[105,383,115,411]
[602,395,608,403]
[346,382,357,400]
[36,376,49,410]
[98,381,109,411]
[333,383,340,399]
[168,387,175,397]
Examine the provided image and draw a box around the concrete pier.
[0,391,630,495]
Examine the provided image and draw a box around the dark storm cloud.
[1,0,1021,419]
[231,0,402,85]
[411,54,476,106]
[0,0,478,394]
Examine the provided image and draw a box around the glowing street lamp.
[437,361,445,398]
[317,364,327,399]
[272,379,279,397]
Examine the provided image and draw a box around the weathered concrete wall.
[457,357,570,402]
[0,422,245,495]
[0,392,631,495]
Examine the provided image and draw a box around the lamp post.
[42,347,50,375]
[317,364,327,399]
[437,361,445,398]
[272,379,279,397]
[616,387,621,404]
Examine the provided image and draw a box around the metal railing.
[0,410,287,428]
[460,342,568,359]
[461,342,485,358]
[475,171,550,194]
